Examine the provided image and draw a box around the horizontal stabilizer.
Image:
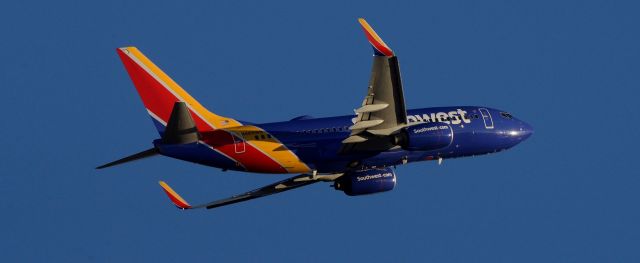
[96,148,158,169]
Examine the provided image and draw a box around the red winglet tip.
[159,181,192,209]
[357,18,394,56]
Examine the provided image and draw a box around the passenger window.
[254,135,259,140]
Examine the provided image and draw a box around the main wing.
[342,18,408,152]
[158,173,341,210]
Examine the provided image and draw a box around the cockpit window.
[500,112,513,119]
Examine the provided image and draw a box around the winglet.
[358,18,394,56]
[158,181,192,209]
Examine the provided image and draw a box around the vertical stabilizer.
[116,47,242,135]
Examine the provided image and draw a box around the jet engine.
[334,167,396,196]
[395,122,453,151]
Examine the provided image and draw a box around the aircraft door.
[479,108,494,129]
[231,133,246,153]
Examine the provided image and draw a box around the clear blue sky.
[1,0,639,262]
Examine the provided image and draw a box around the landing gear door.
[479,108,494,129]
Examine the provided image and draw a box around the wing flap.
[349,119,384,130]
[356,103,389,113]
[342,135,368,143]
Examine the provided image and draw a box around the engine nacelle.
[396,122,453,151]
[334,167,396,196]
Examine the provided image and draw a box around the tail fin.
[116,47,242,135]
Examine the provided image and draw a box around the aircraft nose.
[519,121,534,140]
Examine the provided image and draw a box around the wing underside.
[159,174,341,210]
[342,19,408,153]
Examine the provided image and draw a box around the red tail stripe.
[118,49,286,173]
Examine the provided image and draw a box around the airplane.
[97,18,534,210]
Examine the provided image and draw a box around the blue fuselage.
[252,106,533,173]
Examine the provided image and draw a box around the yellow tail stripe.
[124,47,242,129]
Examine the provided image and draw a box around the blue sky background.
[1,0,639,262]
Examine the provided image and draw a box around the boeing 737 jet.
[98,18,533,210]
